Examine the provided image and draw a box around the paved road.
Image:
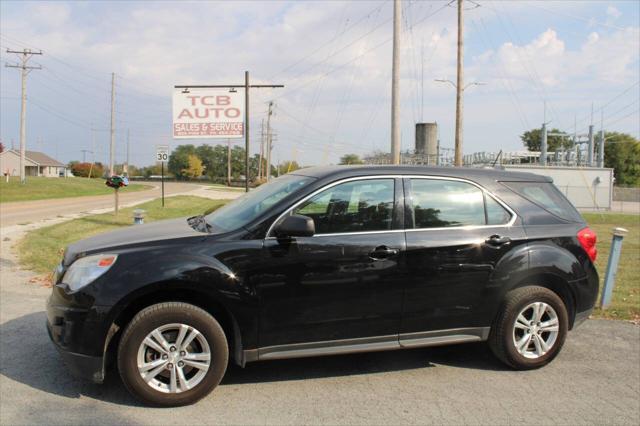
[0,182,203,227]
[1,235,639,425]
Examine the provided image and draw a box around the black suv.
[46,166,599,406]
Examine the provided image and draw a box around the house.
[0,149,67,177]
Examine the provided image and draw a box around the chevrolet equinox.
[46,166,599,406]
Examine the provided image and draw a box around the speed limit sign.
[156,145,169,162]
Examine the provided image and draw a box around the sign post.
[173,73,283,192]
[156,145,169,207]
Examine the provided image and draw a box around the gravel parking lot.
[1,220,639,425]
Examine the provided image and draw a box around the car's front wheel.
[489,286,568,370]
[117,302,228,406]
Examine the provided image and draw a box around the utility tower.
[5,48,42,183]
[390,0,401,164]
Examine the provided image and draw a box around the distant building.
[0,149,67,177]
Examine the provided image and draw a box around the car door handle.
[485,235,512,246]
[369,246,399,260]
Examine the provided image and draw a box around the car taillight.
[577,227,597,262]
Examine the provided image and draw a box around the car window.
[205,174,313,232]
[485,194,512,225]
[502,181,582,222]
[410,179,485,228]
[294,179,395,234]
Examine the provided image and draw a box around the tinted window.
[206,174,313,232]
[411,179,485,228]
[485,194,512,225]
[503,181,582,222]
[294,179,395,234]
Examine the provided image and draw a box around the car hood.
[63,217,204,266]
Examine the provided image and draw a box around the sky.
[1,0,639,167]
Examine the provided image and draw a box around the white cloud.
[0,1,638,166]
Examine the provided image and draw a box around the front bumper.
[47,321,105,383]
[46,292,111,384]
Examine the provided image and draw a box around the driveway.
[1,231,639,425]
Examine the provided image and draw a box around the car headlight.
[63,254,118,292]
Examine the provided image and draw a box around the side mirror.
[274,214,315,238]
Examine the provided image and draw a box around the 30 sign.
[156,145,170,162]
[172,88,244,139]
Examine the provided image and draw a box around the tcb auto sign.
[172,88,244,139]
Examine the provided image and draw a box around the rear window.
[502,181,583,222]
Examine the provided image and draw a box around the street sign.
[155,145,170,207]
[156,145,169,162]
[172,88,244,139]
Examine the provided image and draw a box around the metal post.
[114,187,119,215]
[244,71,250,192]
[390,0,401,165]
[227,139,232,186]
[600,227,628,309]
[454,0,464,167]
[541,122,547,166]
[587,124,594,167]
[161,161,165,207]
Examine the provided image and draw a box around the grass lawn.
[0,176,150,203]
[584,213,640,321]
[18,195,227,274]
[16,198,639,321]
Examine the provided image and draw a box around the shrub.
[70,162,105,178]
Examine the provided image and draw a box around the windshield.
[205,174,314,233]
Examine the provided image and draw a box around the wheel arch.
[104,284,244,372]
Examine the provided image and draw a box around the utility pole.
[258,119,265,180]
[390,0,401,164]
[244,71,250,191]
[541,101,548,166]
[454,0,464,166]
[109,72,116,176]
[6,48,42,183]
[266,101,274,181]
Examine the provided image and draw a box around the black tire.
[489,286,568,370]
[117,302,228,406]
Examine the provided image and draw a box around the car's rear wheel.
[489,286,568,370]
[117,302,228,406]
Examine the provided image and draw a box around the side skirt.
[243,327,490,363]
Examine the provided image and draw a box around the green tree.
[168,144,196,179]
[277,161,300,175]
[339,154,364,165]
[520,128,572,152]
[182,154,205,179]
[604,132,639,187]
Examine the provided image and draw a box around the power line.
[266,0,391,81]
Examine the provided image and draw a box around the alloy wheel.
[136,323,211,393]
[512,302,559,359]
